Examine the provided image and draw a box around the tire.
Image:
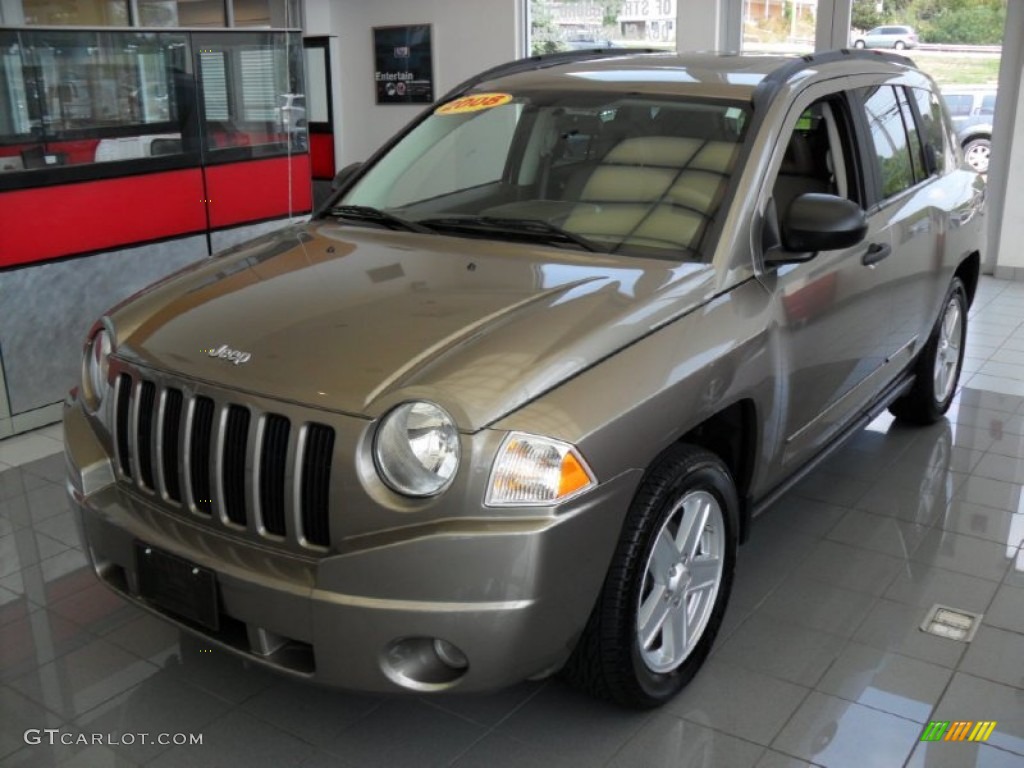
[963,137,991,174]
[895,40,906,50]
[562,444,738,708]
[854,40,866,49]
[890,277,968,425]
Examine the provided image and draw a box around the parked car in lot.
[942,85,997,173]
[65,49,984,708]
[853,25,919,50]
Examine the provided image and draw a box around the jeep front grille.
[114,373,334,550]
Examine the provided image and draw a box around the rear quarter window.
[911,87,950,177]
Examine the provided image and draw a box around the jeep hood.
[111,222,715,430]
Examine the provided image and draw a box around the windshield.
[338,90,751,261]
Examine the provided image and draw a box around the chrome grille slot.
[222,405,250,526]
[115,374,134,478]
[137,381,157,490]
[190,396,215,515]
[300,423,334,548]
[162,389,184,502]
[259,414,290,537]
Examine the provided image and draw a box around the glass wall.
[846,0,1003,173]
[195,31,306,153]
[0,0,300,27]
[741,0,815,54]
[137,0,226,27]
[0,28,305,179]
[527,0,676,55]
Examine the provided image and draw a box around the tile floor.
[1,277,1022,768]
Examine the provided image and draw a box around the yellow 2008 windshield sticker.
[435,93,513,115]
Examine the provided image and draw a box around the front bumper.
[64,394,640,693]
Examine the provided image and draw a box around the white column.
[676,0,743,52]
[0,0,26,25]
[815,0,853,51]
[990,0,1024,277]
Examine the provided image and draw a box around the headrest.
[780,133,817,176]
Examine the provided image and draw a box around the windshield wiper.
[330,204,433,234]
[418,215,602,252]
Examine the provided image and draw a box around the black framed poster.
[373,25,434,105]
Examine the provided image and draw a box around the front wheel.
[890,277,968,424]
[562,444,737,708]
[854,39,866,48]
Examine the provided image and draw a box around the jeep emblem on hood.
[208,344,252,365]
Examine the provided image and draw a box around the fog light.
[381,636,470,691]
[433,638,468,669]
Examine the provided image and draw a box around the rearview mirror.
[767,193,868,263]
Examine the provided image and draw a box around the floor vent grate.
[920,604,983,642]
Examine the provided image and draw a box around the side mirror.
[768,193,868,263]
[331,161,363,191]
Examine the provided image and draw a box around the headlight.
[82,328,112,410]
[374,401,460,497]
[486,432,595,506]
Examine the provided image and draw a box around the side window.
[911,87,949,177]
[770,96,859,225]
[860,86,915,200]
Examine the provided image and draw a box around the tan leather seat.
[563,136,738,252]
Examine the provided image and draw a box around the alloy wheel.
[933,296,963,403]
[636,490,725,673]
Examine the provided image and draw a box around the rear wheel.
[562,444,737,708]
[890,277,968,425]
[963,138,991,174]
[895,40,907,50]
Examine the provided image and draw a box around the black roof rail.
[438,48,666,102]
[753,48,916,109]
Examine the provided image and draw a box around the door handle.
[862,242,891,267]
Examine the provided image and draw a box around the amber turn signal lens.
[558,451,592,498]
[486,432,596,506]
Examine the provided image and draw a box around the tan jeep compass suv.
[65,49,985,707]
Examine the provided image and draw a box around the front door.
[757,89,899,471]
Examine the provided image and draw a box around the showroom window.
[138,0,225,27]
[527,0,675,55]
[741,0,815,54]
[19,0,128,26]
[1,0,299,28]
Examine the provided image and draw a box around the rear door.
[854,84,950,369]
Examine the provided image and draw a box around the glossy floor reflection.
[1,278,1023,768]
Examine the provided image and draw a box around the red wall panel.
[0,169,207,268]
[309,133,336,180]
[204,155,312,229]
